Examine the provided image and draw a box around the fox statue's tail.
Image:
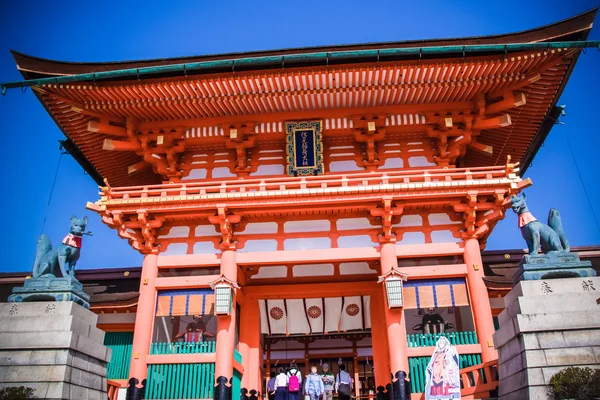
[548,208,570,252]
[32,234,52,278]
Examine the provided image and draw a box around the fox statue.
[32,216,89,279]
[510,193,569,255]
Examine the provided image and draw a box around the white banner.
[260,296,371,335]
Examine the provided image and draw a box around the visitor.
[286,363,302,400]
[274,367,288,400]
[335,364,352,400]
[320,363,335,400]
[267,370,277,400]
[304,365,324,400]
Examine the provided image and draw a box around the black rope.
[39,151,65,236]
[563,129,600,235]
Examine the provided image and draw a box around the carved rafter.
[370,196,403,243]
[222,122,257,177]
[350,114,387,171]
[208,205,242,250]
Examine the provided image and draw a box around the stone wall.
[494,277,600,399]
[0,301,110,400]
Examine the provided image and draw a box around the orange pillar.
[215,249,238,400]
[128,253,158,385]
[240,296,263,396]
[379,243,409,376]
[369,289,390,390]
[463,238,498,363]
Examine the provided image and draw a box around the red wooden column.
[369,289,390,390]
[463,238,498,363]
[379,243,410,381]
[239,296,263,398]
[215,249,238,400]
[127,253,158,397]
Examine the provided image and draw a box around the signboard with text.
[285,120,324,176]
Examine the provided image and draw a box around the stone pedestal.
[493,277,600,400]
[0,301,111,400]
[8,277,90,309]
[515,251,594,282]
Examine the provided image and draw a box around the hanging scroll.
[285,120,324,176]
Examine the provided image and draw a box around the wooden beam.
[138,101,476,130]
[517,177,533,189]
[154,275,220,290]
[407,344,482,358]
[127,161,150,175]
[87,120,128,137]
[486,92,526,115]
[103,138,140,151]
[473,114,511,130]
[72,106,125,124]
[468,141,493,155]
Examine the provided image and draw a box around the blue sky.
[0,0,598,273]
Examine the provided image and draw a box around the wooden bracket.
[370,197,403,243]
[350,114,387,171]
[223,122,257,177]
[208,206,242,250]
[101,210,163,254]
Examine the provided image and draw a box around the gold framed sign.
[285,120,324,176]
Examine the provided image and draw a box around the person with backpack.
[286,363,302,400]
[335,364,353,400]
[304,365,325,400]
[274,367,288,400]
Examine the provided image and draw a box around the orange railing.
[460,360,499,398]
[107,380,121,400]
[99,165,516,202]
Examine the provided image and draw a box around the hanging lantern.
[214,283,233,315]
[378,269,408,309]
[210,275,240,316]
[385,276,404,308]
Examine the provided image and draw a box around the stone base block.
[514,251,594,282]
[495,277,600,400]
[8,277,90,309]
[0,302,109,400]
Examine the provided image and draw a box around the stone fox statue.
[510,193,569,255]
[32,216,88,279]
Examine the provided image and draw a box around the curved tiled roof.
[8,10,597,186]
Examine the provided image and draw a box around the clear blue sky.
[0,0,599,273]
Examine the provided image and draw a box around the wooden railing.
[407,331,478,347]
[149,341,216,355]
[460,360,499,398]
[107,380,121,400]
[145,362,215,399]
[98,165,516,203]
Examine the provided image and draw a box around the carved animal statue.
[510,194,569,255]
[32,216,88,279]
